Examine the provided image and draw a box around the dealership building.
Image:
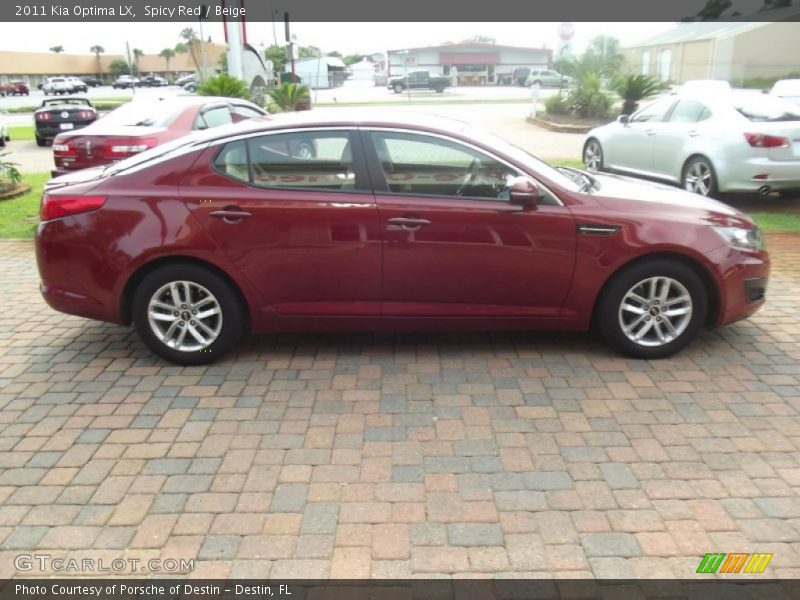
[387,42,552,85]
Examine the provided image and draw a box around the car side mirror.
[509,178,541,209]
[618,114,630,125]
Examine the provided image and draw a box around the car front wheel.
[597,259,707,359]
[393,83,403,94]
[132,264,245,365]
[583,139,604,172]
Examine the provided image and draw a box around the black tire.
[682,156,719,198]
[393,83,403,94]
[434,85,444,93]
[132,263,245,365]
[35,134,46,147]
[596,259,708,359]
[0,135,5,148]
[583,138,604,172]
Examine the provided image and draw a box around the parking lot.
[0,231,798,578]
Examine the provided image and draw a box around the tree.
[108,58,129,79]
[49,45,64,53]
[264,44,286,74]
[132,48,144,75]
[326,51,342,57]
[180,27,200,73]
[174,42,188,54]
[611,74,664,115]
[267,82,311,112]
[299,46,321,59]
[343,54,363,66]
[159,48,176,75]
[582,35,625,78]
[197,73,251,100]
[90,45,104,76]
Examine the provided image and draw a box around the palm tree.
[197,73,251,100]
[180,28,200,74]
[159,48,176,77]
[49,45,64,53]
[90,45,104,76]
[132,48,144,75]
[267,83,311,112]
[611,74,664,115]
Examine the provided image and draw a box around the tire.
[682,156,718,198]
[393,83,403,94]
[434,85,444,93]
[597,259,708,359]
[35,134,46,147]
[132,263,245,365]
[0,135,5,148]
[293,141,316,159]
[583,138,604,172]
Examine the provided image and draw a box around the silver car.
[583,91,800,197]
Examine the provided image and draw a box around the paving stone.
[447,523,504,547]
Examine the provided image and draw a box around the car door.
[605,96,676,173]
[652,99,712,181]
[408,72,428,89]
[180,128,382,316]
[362,129,576,317]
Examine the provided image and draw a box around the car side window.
[214,132,357,191]
[631,97,675,123]
[369,131,520,201]
[196,106,232,130]
[668,99,710,123]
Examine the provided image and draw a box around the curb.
[525,116,595,134]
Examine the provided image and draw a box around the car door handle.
[644,129,656,136]
[387,217,431,231]
[209,208,252,221]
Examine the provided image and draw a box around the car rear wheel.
[35,134,46,147]
[393,83,403,94]
[682,156,718,198]
[132,264,245,365]
[583,139,604,172]
[597,259,707,359]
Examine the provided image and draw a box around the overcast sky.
[0,22,677,56]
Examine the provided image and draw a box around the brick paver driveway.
[0,235,798,579]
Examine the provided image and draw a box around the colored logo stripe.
[696,553,773,574]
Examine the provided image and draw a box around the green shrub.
[267,83,311,112]
[197,73,251,100]
[544,94,569,115]
[611,74,664,115]
[567,72,612,118]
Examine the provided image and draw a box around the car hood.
[590,172,753,228]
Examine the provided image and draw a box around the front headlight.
[712,225,763,251]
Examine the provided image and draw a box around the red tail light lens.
[40,194,106,221]
[77,110,94,119]
[744,133,789,148]
[35,112,52,121]
[102,137,158,159]
[52,141,76,156]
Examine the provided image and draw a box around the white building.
[350,58,377,82]
[387,42,552,86]
[291,56,347,89]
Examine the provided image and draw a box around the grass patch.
[8,124,34,141]
[0,172,48,238]
[751,212,800,233]
[550,158,584,169]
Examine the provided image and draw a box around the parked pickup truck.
[387,70,450,93]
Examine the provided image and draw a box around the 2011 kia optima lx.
[35,112,769,364]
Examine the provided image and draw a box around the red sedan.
[50,96,266,177]
[36,112,769,364]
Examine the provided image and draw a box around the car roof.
[198,110,469,144]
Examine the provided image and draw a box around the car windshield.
[98,102,183,127]
[463,126,582,192]
[735,94,800,122]
[42,99,90,107]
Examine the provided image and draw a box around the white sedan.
[583,90,800,198]
[0,109,9,147]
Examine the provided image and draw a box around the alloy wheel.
[617,276,693,347]
[584,141,602,171]
[684,161,713,196]
[147,281,223,352]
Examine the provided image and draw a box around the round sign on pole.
[558,22,575,41]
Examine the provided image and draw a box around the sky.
[0,22,677,56]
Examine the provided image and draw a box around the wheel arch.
[680,153,716,182]
[590,251,720,330]
[120,255,250,329]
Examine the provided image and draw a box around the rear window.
[98,102,183,127]
[735,95,800,122]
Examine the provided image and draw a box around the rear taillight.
[744,133,789,148]
[77,110,94,119]
[35,112,52,121]
[40,194,106,221]
[102,137,158,159]
[52,141,76,156]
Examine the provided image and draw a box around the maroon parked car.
[51,96,267,177]
[36,112,769,364]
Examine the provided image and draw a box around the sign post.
[530,81,541,117]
